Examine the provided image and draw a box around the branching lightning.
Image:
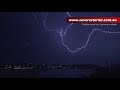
[32,12,120,53]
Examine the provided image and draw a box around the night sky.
[0,12,120,65]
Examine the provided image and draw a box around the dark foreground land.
[0,64,120,78]
[0,69,93,78]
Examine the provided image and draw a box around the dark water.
[0,69,95,78]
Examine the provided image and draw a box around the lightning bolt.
[32,12,120,53]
